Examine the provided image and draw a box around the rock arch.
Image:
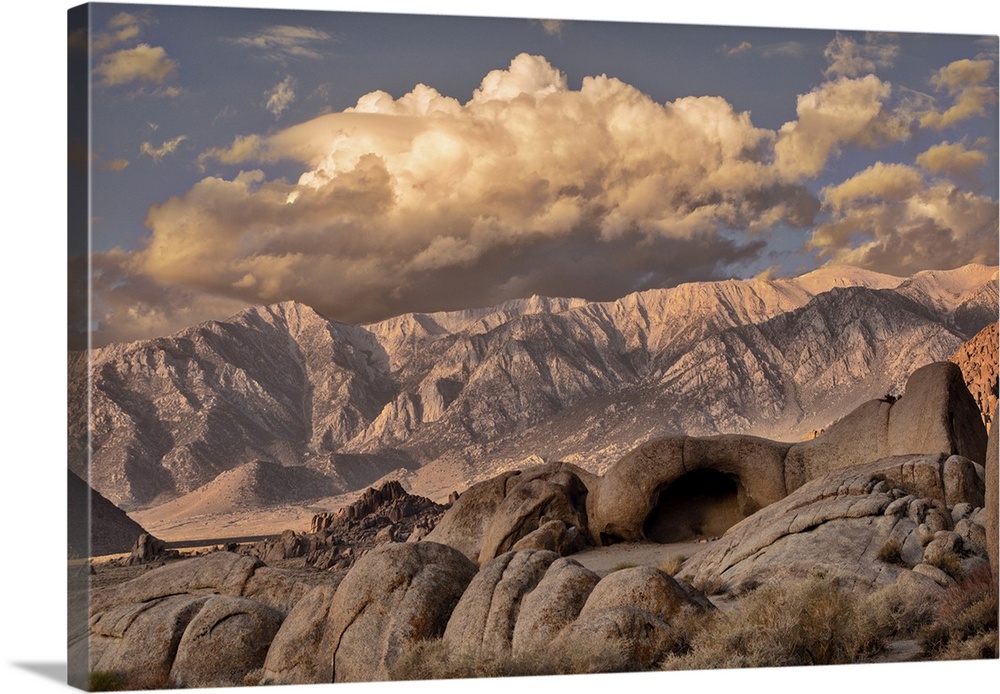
[642,468,747,543]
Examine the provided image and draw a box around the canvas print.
[67,2,1000,691]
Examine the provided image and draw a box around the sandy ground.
[571,540,716,577]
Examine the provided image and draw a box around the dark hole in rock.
[643,469,745,543]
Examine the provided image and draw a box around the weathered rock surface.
[169,595,283,688]
[68,470,148,558]
[90,551,310,617]
[950,321,998,430]
[424,472,521,561]
[681,454,989,595]
[427,463,593,564]
[536,566,712,671]
[318,541,477,682]
[579,566,706,622]
[509,557,600,657]
[987,407,998,583]
[88,595,209,690]
[593,435,789,544]
[86,551,323,688]
[477,465,591,564]
[443,550,558,657]
[784,362,987,490]
[261,583,340,685]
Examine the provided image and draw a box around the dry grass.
[877,536,905,566]
[658,555,687,576]
[919,563,998,659]
[662,574,910,670]
[388,638,638,680]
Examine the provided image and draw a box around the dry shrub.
[388,637,637,680]
[659,555,687,576]
[877,536,905,566]
[919,563,998,659]
[390,605,713,681]
[87,671,127,692]
[863,582,935,638]
[662,574,891,670]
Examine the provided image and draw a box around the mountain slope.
[70,265,998,508]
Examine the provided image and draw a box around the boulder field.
[80,362,995,685]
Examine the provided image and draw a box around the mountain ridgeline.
[69,264,999,509]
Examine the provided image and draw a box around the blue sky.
[71,1,999,345]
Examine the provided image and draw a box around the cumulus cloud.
[823,33,898,77]
[807,163,998,275]
[95,52,995,344]
[229,25,333,61]
[266,76,296,117]
[94,54,826,340]
[140,135,187,162]
[95,43,177,87]
[920,58,997,129]
[916,141,988,184]
[774,75,913,179]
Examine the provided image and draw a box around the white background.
[2,1,998,693]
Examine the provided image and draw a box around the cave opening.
[643,468,746,543]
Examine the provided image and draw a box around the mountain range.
[69,263,999,515]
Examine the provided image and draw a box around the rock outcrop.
[87,552,317,688]
[950,321,998,430]
[317,542,477,683]
[784,361,987,490]
[427,463,593,564]
[591,362,987,544]
[239,480,447,572]
[987,408,998,583]
[509,557,600,657]
[261,583,340,686]
[681,454,990,595]
[68,470,148,558]
[169,595,283,688]
[443,550,558,657]
[593,435,790,544]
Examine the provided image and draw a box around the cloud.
[229,25,333,61]
[140,135,188,162]
[536,20,565,36]
[99,158,130,172]
[807,163,998,275]
[98,54,831,341]
[95,43,177,87]
[266,76,296,118]
[774,75,913,179]
[199,134,266,167]
[92,11,146,52]
[920,58,997,129]
[761,42,808,59]
[823,33,898,78]
[724,41,753,57]
[916,141,988,183]
[97,52,996,344]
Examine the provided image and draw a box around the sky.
[71,2,999,348]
